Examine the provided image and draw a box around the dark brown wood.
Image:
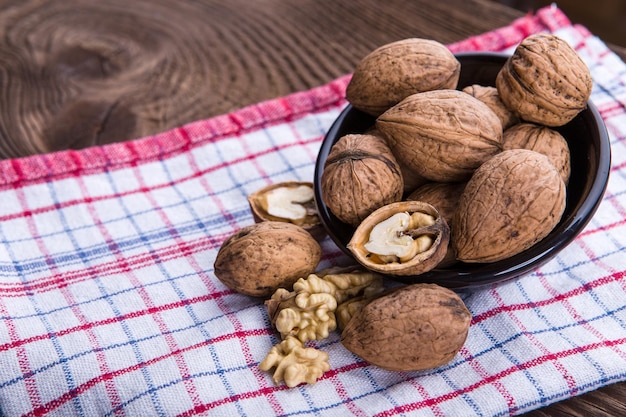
[0,0,522,159]
[0,0,623,414]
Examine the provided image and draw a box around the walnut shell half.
[247,181,325,240]
[453,149,566,263]
[341,283,471,371]
[347,201,449,276]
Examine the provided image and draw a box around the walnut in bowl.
[313,52,610,290]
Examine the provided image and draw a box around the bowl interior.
[314,52,611,289]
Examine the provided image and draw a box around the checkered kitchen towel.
[1,5,625,417]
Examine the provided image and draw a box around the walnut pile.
[321,33,590,270]
[260,267,386,386]
[212,32,592,387]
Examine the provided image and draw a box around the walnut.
[213,221,321,297]
[496,33,593,127]
[247,181,324,240]
[265,267,384,342]
[336,296,370,330]
[406,182,466,228]
[365,127,429,195]
[453,149,566,263]
[347,201,450,276]
[267,287,338,343]
[346,38,460,116]
[259,336,330,387]
[341,283,472,371]
[321,133,403,226]
[462,84,519,130]
[406,182,467,268]
[503,123,571,184]
[376,89,503,182]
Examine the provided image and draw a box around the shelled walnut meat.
[321,132,403,227]
[346,38,461,117]
[247,181,325,239]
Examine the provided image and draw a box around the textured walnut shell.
[321,133,403,227]
[347,201,449,276]
[462,84,519,130]
[406,182,466,228]
[377,89,503,182]
[214,221,321,297]
[503,123,571,184]
[346,38,461,116]
[247,181,325,240]
[406,182,466,268]
[453,149,566,263]
[365,127,429,195]
[341,283,471,371]
[496,33,592,127]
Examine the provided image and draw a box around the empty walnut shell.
[341,283,471,371]
[346,38,461,117]
[247,181,325,240]
[376,89,503,182]
[496,33,592,127]
[321,133,404,227]
[453,149,566,263]
[347,201,449,276]
[503,123,571,184]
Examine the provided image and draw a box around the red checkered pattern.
[1,5,625,416]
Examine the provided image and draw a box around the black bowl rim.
[313,53,612,290]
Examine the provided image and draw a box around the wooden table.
[0,0,623,415]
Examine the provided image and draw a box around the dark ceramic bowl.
[313,52,611,290]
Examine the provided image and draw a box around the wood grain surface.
[0,0,623,415]
[0,0,533,158]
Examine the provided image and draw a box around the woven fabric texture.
[0,5,625,417]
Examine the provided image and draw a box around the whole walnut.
[503,123,571,184]
[496,33,592,127]
[406,182,466,268]
[214,221,321,297]
[462,84,519,130]
[321,133,403,227]
[406,182,466,228]
[366,128,429,194]
[346,38,461,116]
[341,283,471,371]
[453,149,566,263]
[377,89,503,182]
